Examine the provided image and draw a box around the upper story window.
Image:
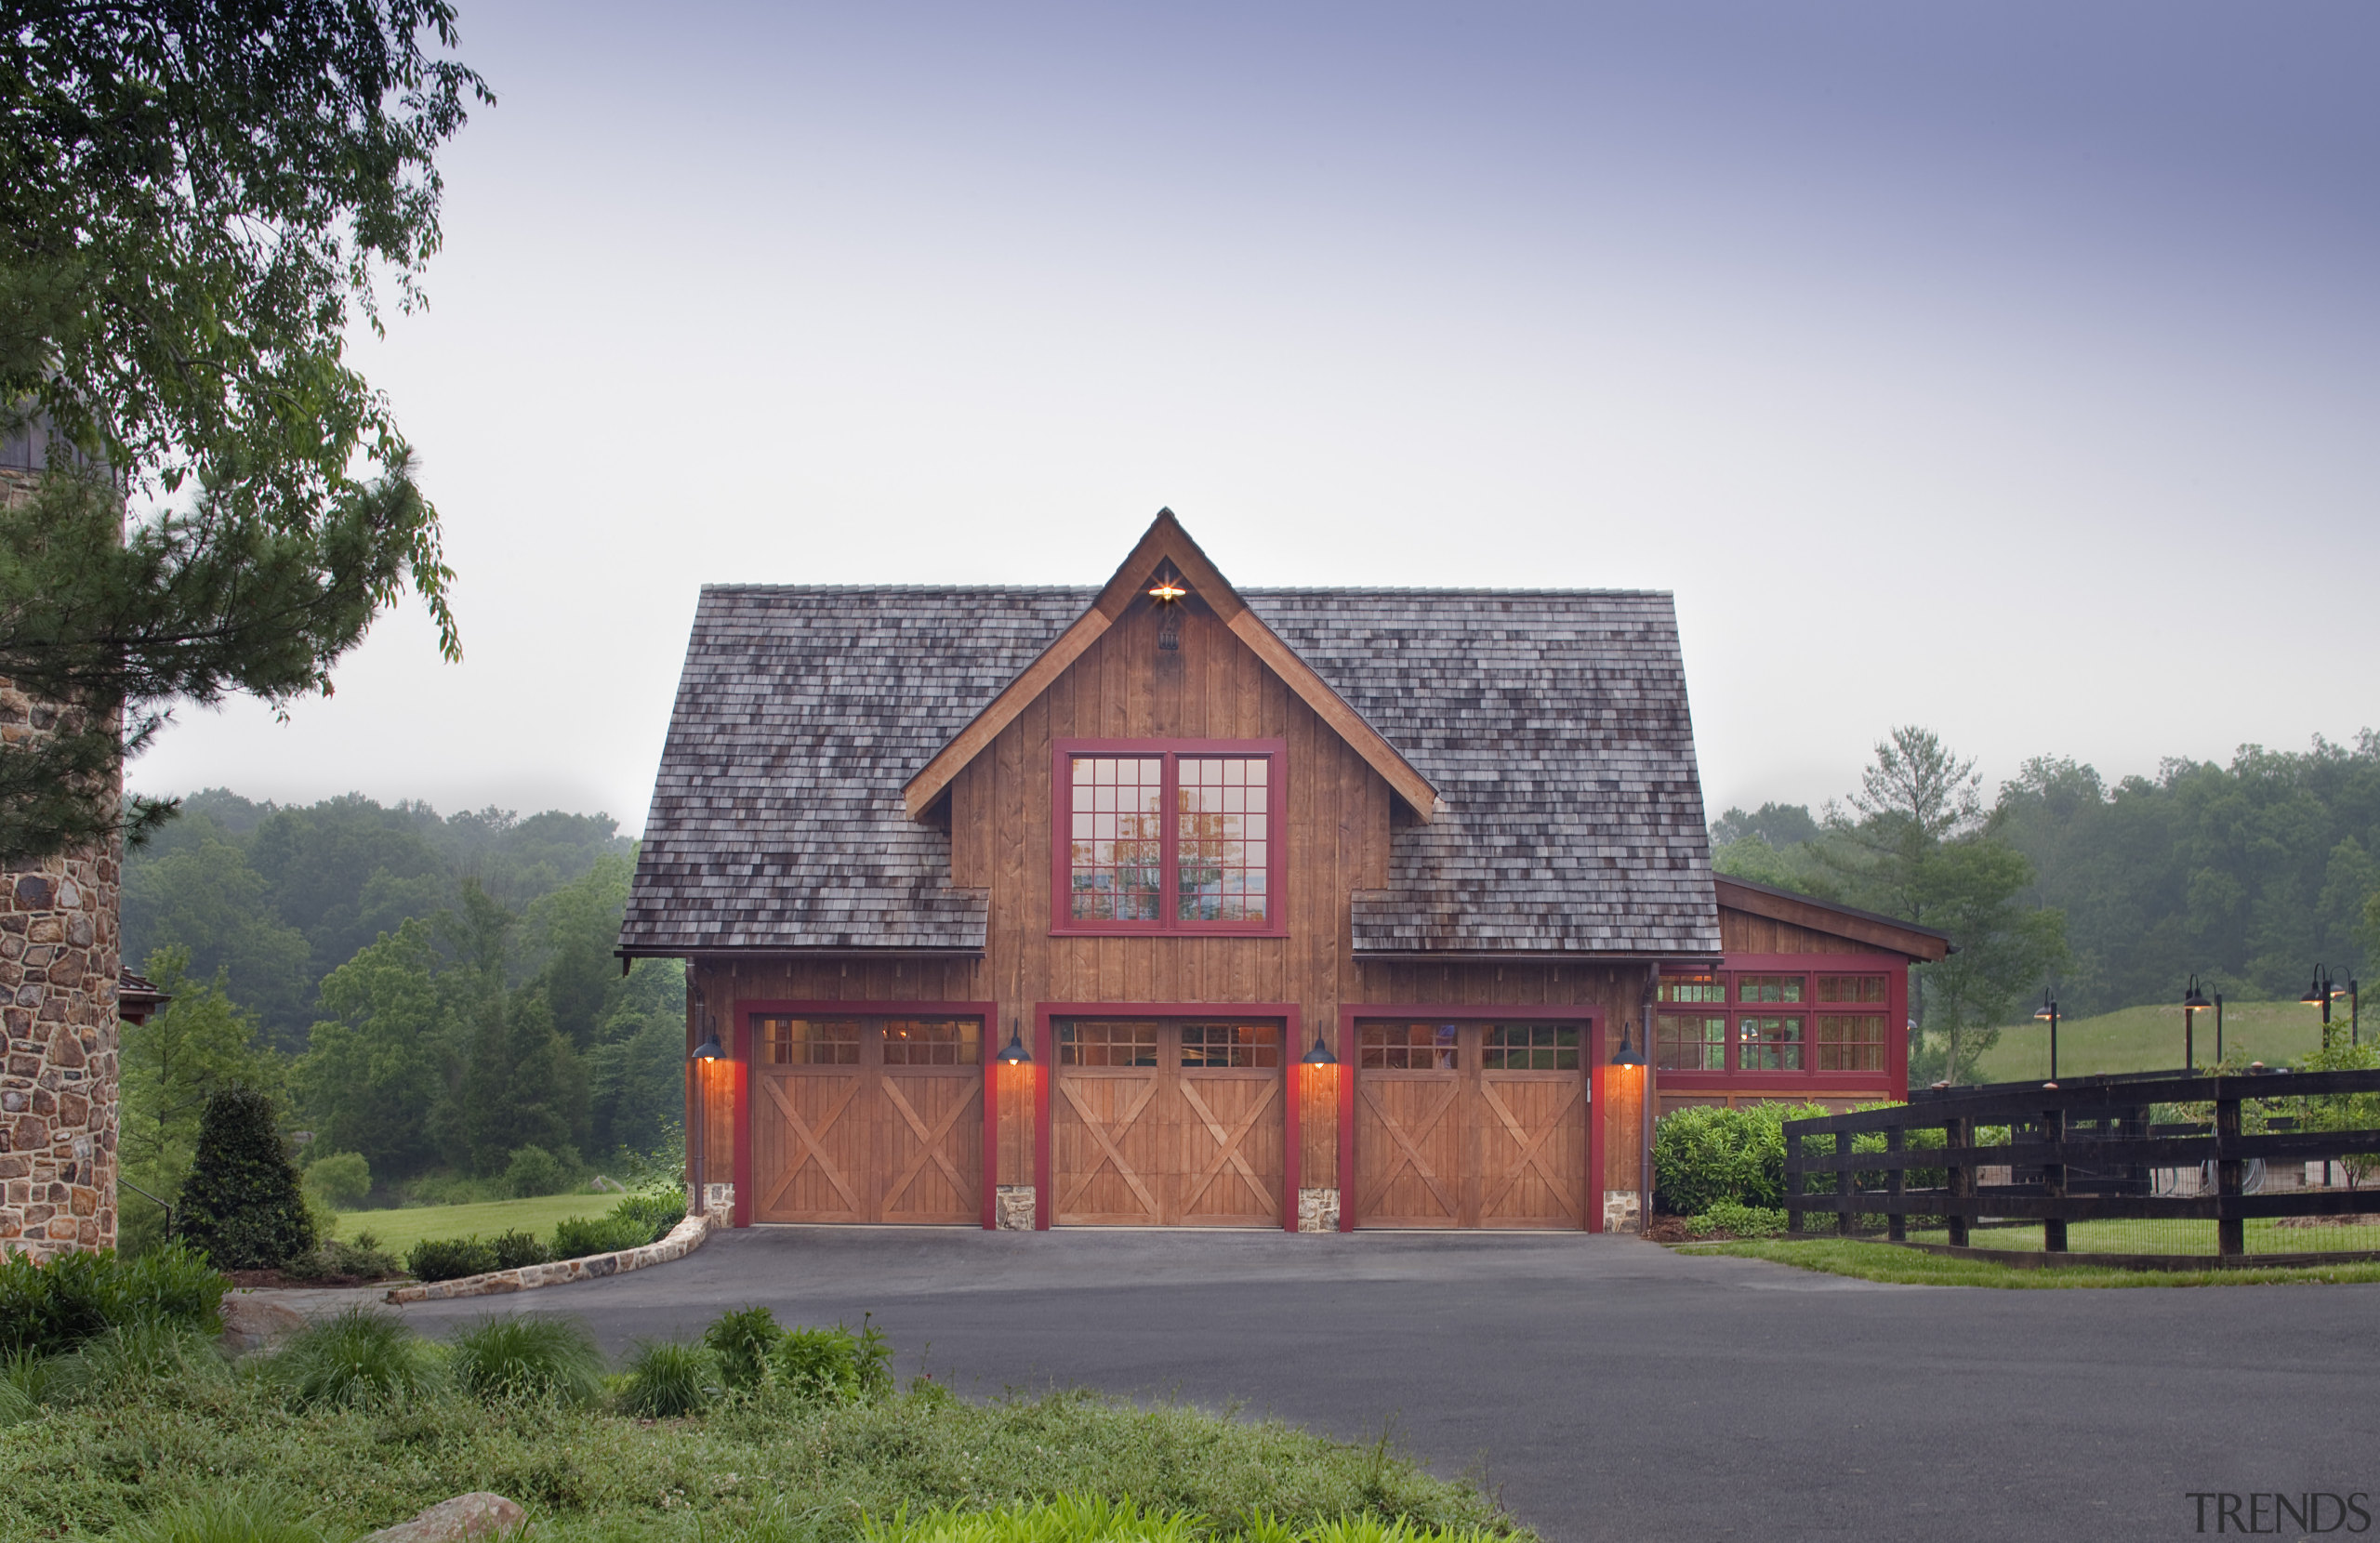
[1054,739,1285,934]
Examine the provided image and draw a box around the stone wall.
[0,462,124,1259]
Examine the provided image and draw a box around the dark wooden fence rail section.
[1782,1068,2380,1261]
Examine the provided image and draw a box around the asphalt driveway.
[395,1228,2380,1542]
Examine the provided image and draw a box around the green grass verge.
[329,1194,622,1254]
[1677,1236,2380,1287]
[0,1375,1522,1541]
[1971,997,2329,1081]
[1886,1217,2380,1256]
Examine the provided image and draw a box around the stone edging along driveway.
[383,1213,716,1304]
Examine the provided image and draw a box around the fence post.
[2043,1106,2069,1253]
[2216,1089,2244,1258]
[1885,1126,1906,1243]
[1946,1116,1971,1248]
[1835,1129,1852,1235]
[1786,1121,1805,1235]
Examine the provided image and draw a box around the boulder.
[217,1294,307,1356]
[361,1493,526,1543]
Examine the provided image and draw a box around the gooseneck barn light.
[995,1022,1033,1064]
[1300,1028,1339,1067]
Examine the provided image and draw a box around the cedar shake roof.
[621,586,1722,958]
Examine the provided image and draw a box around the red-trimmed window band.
[1655,970,1891,1075]
[1058,740,1284,932]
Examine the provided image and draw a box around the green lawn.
[1893,1217,2380,1256]
[1678,1236,2380,1287]
[1971,997,2339,1081]
[330,1193,623,1253]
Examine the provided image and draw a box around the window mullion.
[1160,753,1179,931]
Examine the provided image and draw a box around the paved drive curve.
[393,1228,2380,1542]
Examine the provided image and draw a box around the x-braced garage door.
[1052,1019,1285,1226]
[1354,1019,1588,1228]
[751,1015,983,1224]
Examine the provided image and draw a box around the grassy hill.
[1969,998,2356,1081]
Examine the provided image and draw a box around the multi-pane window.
[1816,1014,1886,1072]
[1067,757,1165,921]
[1482,1023,1581,1070]
[879,1019,980,1065]
[759,1017,980,1067]
[1179,1022,1280,1068]
[1062,746,1276,931]
[1357,1022,1461,1070]
[1056,1020,1160,1067]
[1657,1012,1728,1071]
[1736,1015,1805,1071]
[1655,970,1894,1076]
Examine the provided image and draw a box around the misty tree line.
[117,792,684,1222]
[1713,730,2380,1080]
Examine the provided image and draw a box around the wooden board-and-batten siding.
[689,593,1649,1227]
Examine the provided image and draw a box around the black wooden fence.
[1782,1067,2380,1265]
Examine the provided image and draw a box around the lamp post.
[2215,991,2225,1065]
[2183,977,2212,1072]
[689,1028,724,1217]
[2032,991,2059,1083]
[2303,965,2338,1050]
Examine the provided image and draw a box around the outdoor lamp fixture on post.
[689,1030,724,1217]
[2183,977,2213,1072]
[2033,992,2059,1083]
[2304,965,2338,1048]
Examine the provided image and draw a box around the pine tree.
[174,1087,315,1270]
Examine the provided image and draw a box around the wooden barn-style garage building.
[620,511,1947,1233]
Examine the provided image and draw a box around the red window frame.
[1050,738,1288,937]
[1653,956,1906,1092]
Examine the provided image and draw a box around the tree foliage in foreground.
[0,2,490,858]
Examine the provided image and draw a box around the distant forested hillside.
[1712,733,2380,1024]
[119,792,683,1213]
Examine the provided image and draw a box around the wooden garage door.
[1052,1019,1285,1227]
[1355,1020,1587,1229]
[751,1016,983,1224]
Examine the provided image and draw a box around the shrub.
[703,1305,783,1391]
[174,1088,315,1271]
[404,1236,497,1283]
[617,1339,720,1418]
[282,1233,403,1283]
[1683,1201,1789,1239]
[300,1151,371,1211]
[0,1244,224,1359]
[112,1489,344,1543]
[446,1313,605,1405]
[489,1230,551,1270]
[549,1214,648,1259]
[1653,1102,1833,1217]
[53,1320,231,1404]
[611,1188,688,1242]
[772,1317,893,1405]
[265,1307,438,1410]
[503,1144,575,1198]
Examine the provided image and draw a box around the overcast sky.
[128,1,2380,835]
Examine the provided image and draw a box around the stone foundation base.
[694,1181,734,1217]
[1602,1190,1643,1234]
[1297,1186,1340,1233]
[996,1184,1036,1230]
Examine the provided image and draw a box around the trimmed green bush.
[488,1229,550,1270]
[300,1151,371,1211]
[1683,1201,1789,1239]
[702,1304,783,1391]
[0,1244,224,1359]
[549,1214,648,1259]
[1653,1101,1833,1216]
[174,1088,315,1271]
[403,1236,497,1283]
[617,1339,720,1418]
[266,1307,439,1410]
[282,1233,403,1283]
[503,1144,574,1198]
[445,1312,604,1405]
[610,1188,688,1240]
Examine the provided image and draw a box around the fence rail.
[1782,1066,2380,1263]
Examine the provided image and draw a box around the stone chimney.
[0,428,123,1259]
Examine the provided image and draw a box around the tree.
[120,824,313,1048]
[116,945,280,1250]
[0,3,489,857]
[293,917,450,1179]
[174,1085,314,1270]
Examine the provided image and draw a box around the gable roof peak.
[899,508,1442,824]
